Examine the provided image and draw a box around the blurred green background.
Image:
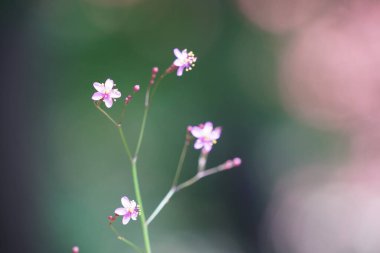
[2,0,343,252]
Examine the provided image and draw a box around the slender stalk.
[118,126,133,163]
[131,160,152,253]
[171,132,191,187]
[134,106,149,158]
[146,162,228,225]
[146,188,175,225]
[197,152,208,172]
[109,224,144,253]
[95,103,120,127]
[134,86,151,158]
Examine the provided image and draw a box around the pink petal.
[105,79,114,90]
[131,211,138,220]
[115,208,127,216]
[93,82,104,92]
[122,215,131,225]
[110,89,121,98]
[129,200,137,209]
[181,49,188,56]
[203,143,213,153]
[203,122,213,134]
[194,139,204,149]
[177,66,185,76]
[191,126,203,138]
[173,48,182,58]
[121,196,130,208]
[104,97,113,108]
[92,92,104,101]
[173,59,182,67]
[210,127,222,140]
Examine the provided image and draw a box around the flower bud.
[133,85,140,92]
[72,246,79,253]
[152,67,159,74]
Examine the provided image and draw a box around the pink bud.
[107,215,114,221]
[125,95,132,104]
[152,67,159,74]
[187,125,193,132]
[72,246,79,253]
[133,85,140,92]
[233,157,242,167]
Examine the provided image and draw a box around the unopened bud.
[233,157,242,167]
[133,85,140,92]
[72,246,79,253]
[152,67,159,74]
[125,95,132,104]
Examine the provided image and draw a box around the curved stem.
[109,224,144,253]
[131,160,152,253]
[134,105,149,158]
[171,132,191,187]
[146,162,228,226]
[95,103,120,127]
[146,188,175,225]
[118,126,133,163]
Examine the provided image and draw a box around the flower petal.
[131,211,138,220]
[115,208,127,216]
[93,82,105,92]
[105,79,114,90]
[173,59,182,67]
[121,196,130,208]
[191,126,203,138]
[203,122,213,134]
[129,200,137,209]
[203,143,213,153]
[181,49,188,56]
[110,89,121,98]
[104,97,113,108]
[122,215,131,225]
[92,92,104,101]
[194,139,204,149]
[173,48,182,58]
[210,127,222,140]
[177,66,185,76]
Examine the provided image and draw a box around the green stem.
[146,162,228,226]
[95,103,120,127]
[134,105,149,158]
[131,160,152,253]
[118,126,133,163]
[171,132,191,187]
[109,224,144,253]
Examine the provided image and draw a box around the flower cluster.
[114,196,140,225]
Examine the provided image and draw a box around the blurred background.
[3,0,380,252]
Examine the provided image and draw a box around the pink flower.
[173,48,197,76]
[72,246,79,253]
[190,122,222,153]
[114,196,139,225]
[91,79,121,108]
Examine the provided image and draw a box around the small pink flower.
[114,196,139,225]
[91,79,121,108]
[72,246,79,253]
[190,122,222,153]
[173,48,197,76]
